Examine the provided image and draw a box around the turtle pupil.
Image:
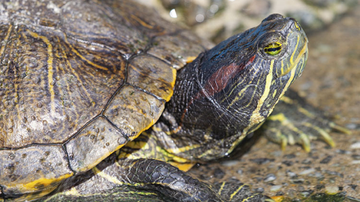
[264,42,282,56]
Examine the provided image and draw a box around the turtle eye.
[264,42,282,56]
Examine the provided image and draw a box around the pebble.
[346,123,358,130]
[284,153,296,159]
[263,174,276,182]
[275,191,284,196]
[336,149,351,154]
[350,142,360,149]
[352,160,360,164]
[286,170,297,178]
[220,160,238,167]
[349,184,358,190]
[301,159,312,164]
[250,158,274,165]
[282,160,294,166]
[254,187,264,193]
[320,155,333,164]
[291,178,305,184]
[325,185,339,195]
[297,186,305,191]
[271,151,282,157]
[299,168,316,175]
[270,185,282,192]
[325,170,344,177]
[287,189,297,198]
[311,172,325,180]
[300,190,314,197]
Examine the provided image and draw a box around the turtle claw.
[261,89,349,152]
[303,123,336,147]
[299,133,311,152]
[280,136,288,151]
[329,122,352,135]
[317,127,336,147]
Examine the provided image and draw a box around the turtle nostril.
[293,21,301,31]
[286,19,301,32]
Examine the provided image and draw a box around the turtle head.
[163,14,308,160]
[219,13,309,135]
[192,13,308,135]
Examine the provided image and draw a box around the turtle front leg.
[116,158,221,202]
[119,159,271,202]
[262,89,350,152]
[38,156,269,202]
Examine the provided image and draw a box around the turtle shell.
[0,0,210,198]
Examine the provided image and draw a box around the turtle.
[0,0,342,201]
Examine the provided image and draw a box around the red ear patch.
[203,55,256,97]
[180,55,256,125]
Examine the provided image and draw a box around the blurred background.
[135,0,358,43]
[135,0,360,201]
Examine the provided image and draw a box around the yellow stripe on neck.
[243,60,274,135]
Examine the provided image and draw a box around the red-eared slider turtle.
[0,0,324,201]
